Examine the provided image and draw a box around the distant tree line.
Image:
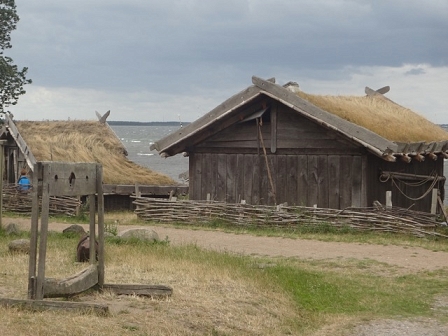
[107,121,190,126]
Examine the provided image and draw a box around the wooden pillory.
[0,162,171,314]
[28,162,105,303]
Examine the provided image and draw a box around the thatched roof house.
[151,76,448,213]
[0,114,182,209]
[12,120,174,185]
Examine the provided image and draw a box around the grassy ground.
[1,212,448,335]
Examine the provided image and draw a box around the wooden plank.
[317,156,329,208]
[102,284,172,298]
[191,153,202,200]
[328,155,340,209]
[235,154,244,203]
[267,155,277,205]
[46,162,98,196]
[276,155,287,203]
[0,298,109,315]
[361,155,368,207]
[297,155,308,206]
[286,155,298,205]
[197,140,260,148]
[277,139,357,149]
[216,154,227,201]
[252,155,261,205]
[96,164,105,287]
[243,155,254,204]
[271,103,277,153]
[88,194,96,264]
[5,114,37,171]
[351,156,362,207]
[28,162,40,299]
[307,156,319,207]
[226,154,237,203]
[259,153,269,205]
[200,153,211,200]
[104,185,188,196]
[431,189,438,214]
[35,163,51,300]
[43,265,98,298]
[339,156,353,208]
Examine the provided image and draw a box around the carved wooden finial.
[365,86,390,96]
[95,110,110,124]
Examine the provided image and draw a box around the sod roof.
[296,91,448,143]
[15,120,175,185]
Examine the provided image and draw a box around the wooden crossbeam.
[0,298,109,315]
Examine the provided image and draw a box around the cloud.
[6,1,448,124]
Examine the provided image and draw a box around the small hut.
[151,76,448,213]
[0,113,184,210]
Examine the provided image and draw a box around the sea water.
[110,125,189,183]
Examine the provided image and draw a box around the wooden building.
[0,113,186,210]
[151,76,448,213]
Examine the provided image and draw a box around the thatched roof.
[15,120,175,185]
[296,91,448,143]
[152,76,448,161]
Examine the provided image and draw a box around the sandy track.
[6,217,448,273]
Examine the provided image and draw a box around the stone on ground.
[118,228,160,242]
[63,224,86,235]
[9,239,30,254]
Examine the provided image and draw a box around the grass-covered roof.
[297,91,448,143]
[15,120,175,185]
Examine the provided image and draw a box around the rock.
[63,224,86,235]
[118,228,160,242]
[9,239,30,254]
[76,235,98,262]
[5,223,20,236]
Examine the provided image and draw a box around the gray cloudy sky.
[7,0,448,123]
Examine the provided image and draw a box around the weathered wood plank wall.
[189,152,365,207]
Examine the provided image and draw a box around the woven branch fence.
[133,197,448,239]
[3,184,81,216]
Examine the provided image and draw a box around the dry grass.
[0,236,300,336]
[16,121,175,185]
[297,92,448,143]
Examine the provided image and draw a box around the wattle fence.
[133,197,447,239]
[2,184,81,216]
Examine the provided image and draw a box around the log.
[0,297,109,315]
[43,264,98,298]
[102,284,173,297]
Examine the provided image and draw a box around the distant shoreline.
[108,121,190,126]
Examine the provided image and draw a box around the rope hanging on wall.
[379,171,440,201]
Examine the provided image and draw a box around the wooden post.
[28,162,40,299]
[134,183,141,197]
[0,140,6,229]
[35,164,50,300]
[386,191,392,209]
[88,194,96,264]
[431,188,438,214]
[96,164,105,287]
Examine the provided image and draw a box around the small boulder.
[5,223,20,236]
[9,239,30,254]
[63,224,86,236]
[118,228,160,242]
[76,235,98,262]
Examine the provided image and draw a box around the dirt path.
[6,217,448,273]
